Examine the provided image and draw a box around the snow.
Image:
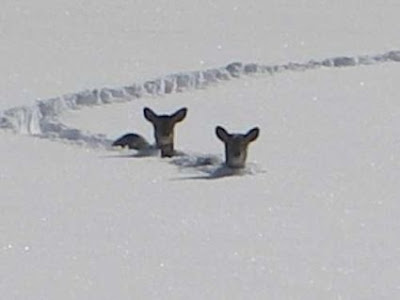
[1,0,400,299]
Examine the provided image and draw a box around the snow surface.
[1,0,400,299]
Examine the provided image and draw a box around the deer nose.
[157,136,172,145]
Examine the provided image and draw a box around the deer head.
[216,126,260,168]
[144,107,187,157]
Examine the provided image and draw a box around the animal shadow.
[103,146,159,159]
[170,154,263,180]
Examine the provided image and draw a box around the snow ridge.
[1,50,399,148]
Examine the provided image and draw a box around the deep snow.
[1,1,400,299]
[2,50,399,149]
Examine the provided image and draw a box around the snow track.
[1,50,400,148]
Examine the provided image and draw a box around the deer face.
[144,107,187,157]
[216,126,260,168]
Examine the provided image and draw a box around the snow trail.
[1,50,399,148]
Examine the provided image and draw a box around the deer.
[112,107,187,157]
[215,126,260,169]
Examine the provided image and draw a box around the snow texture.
[1,50,399,149]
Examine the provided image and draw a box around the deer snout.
[156,135,173,146]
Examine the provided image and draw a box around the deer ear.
[143,107,157,123]
[172,107,187,123]
[215,126,230,142]
[245,127,260,143]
